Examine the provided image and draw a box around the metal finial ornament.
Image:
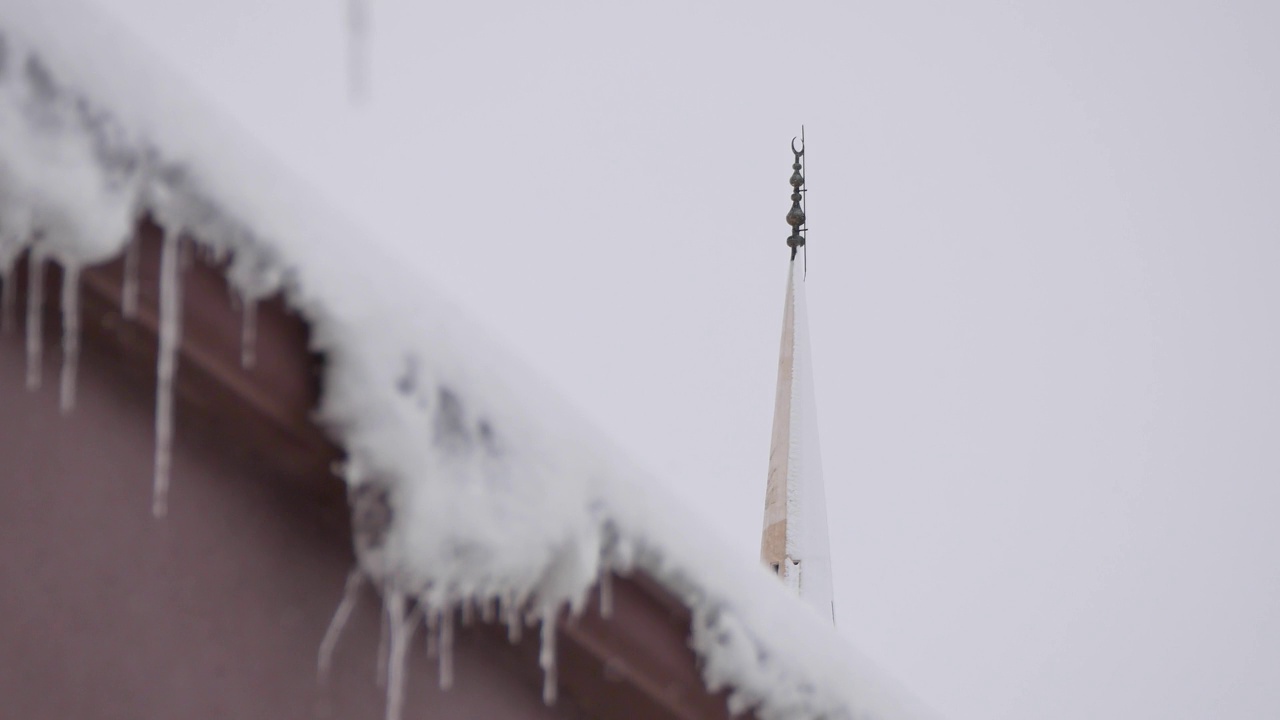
[786,127,807,262]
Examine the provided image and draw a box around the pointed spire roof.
[761,133,835,624]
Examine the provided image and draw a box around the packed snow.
[0,2,931,719]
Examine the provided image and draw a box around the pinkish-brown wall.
[0,265,583,719]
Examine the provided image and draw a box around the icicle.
[59,265,81,414]
[376,601,389,687]
[424,607,439,659]
[317,568,364,683]
[599,568,614,619]
[152,233,183,518]
[438,605,454,690]
[25,250,44,391]
[121,235,139,319]
[481,596,496,624]
[1,254,14,334]
[346,0,370,102]
[240,298,257,368]
[461,598,474,626]
[383,592,415,720]
[539,607,557,705]
[504,591,522,643]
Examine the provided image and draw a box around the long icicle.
[505,590,522,643]
[318,568,365,683]
[25,249,44,391]
[539,606,558,705]
[152,232,183,518]
[383,592,415,720]
[121,234,139,319]
[59,264,81,413]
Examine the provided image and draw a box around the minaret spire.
[761,130,835,624]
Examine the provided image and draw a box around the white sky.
[86,1,1280,718]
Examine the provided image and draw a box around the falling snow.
[346,0,370,102]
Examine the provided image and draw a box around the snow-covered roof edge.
[0,3,932,719]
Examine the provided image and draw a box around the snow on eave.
[0,3,932,720]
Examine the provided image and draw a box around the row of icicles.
[3,229,617,720]
[1,229,258,518]
[319,566,616,720]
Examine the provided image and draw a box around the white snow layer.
[0,3,931,719]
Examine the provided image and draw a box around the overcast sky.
[87,1,1280,718]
